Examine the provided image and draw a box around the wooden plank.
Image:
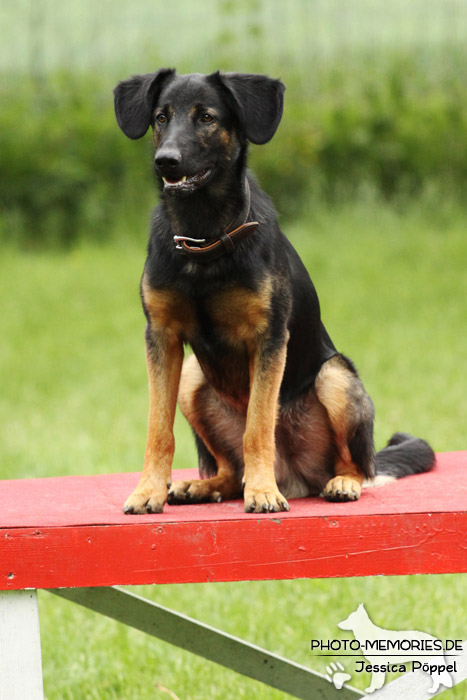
[0,452,466,529]
[50,586,363,700]
[0,590,44,700]
[1,453,466,590]
[2,510,466,590]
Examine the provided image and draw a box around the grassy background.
[2,1,467,247]
[1,201,466,698]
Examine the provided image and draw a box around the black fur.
[114,69,435,513]
[114,69,176,139]
[376,433,435,478]
[212,71,285,144]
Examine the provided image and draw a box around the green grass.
[1,201,466,698]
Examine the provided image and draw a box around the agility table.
[1,451,466,699]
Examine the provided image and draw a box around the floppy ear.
[213,72,285,145]
[113,69,175,139]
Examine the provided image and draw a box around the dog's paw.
[244,487,290,513]
[123,486,167,514]
[324,476,361,502]
[168,480,223,504]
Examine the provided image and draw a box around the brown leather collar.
[173,178,258,262]
[174,220,259,262]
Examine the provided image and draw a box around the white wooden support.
[51,586,364,699]
[0,590,44,700]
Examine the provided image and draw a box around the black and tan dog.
[113,69,435,515]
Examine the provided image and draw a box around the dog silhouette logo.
[338,604,453,694]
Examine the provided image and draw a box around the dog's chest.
[143,280,272,349]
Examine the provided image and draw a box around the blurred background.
[1,3,466,699]
[2,0,467,245]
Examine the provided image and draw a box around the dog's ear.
[113,69,175,139]
[212,72,285,145]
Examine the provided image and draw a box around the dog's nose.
[155,148,182,169]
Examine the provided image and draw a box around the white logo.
[325,661,352,689]
[337,603,453,694]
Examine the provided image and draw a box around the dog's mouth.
[162,168,213,194]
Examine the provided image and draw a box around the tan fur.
[169,475,240,503]
[124,276,192,512]
[142,275,196,339]
[242,340,289,511]
[315,355,365,499]
[219,128,231,147]
[124,335,184,513]
[178,353,205,418]
[206,277,272,348]
[314,356,351,427]
[219,127,240,163]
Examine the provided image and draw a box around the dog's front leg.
[124,325,183,514]
[243,336,289,513]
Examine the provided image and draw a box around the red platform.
[1,452,466,590]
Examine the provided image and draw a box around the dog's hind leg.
[168,354,245,504]
[315,354,375,501]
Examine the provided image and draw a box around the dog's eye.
[200,113,214,124]
[155,113,167,124]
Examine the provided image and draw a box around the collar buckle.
[173,235,206,250]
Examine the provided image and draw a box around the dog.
[338,604,453,693]
[113,69,435,515]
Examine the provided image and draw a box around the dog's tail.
[368,432,435,486]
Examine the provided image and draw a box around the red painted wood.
[1,452,466,590]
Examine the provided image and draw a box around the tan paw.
[244,487,290,513]
[167,480,223,504]
[123,486,167,514]
[324,476,362,502]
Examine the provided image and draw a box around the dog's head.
[113,70,285,196]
